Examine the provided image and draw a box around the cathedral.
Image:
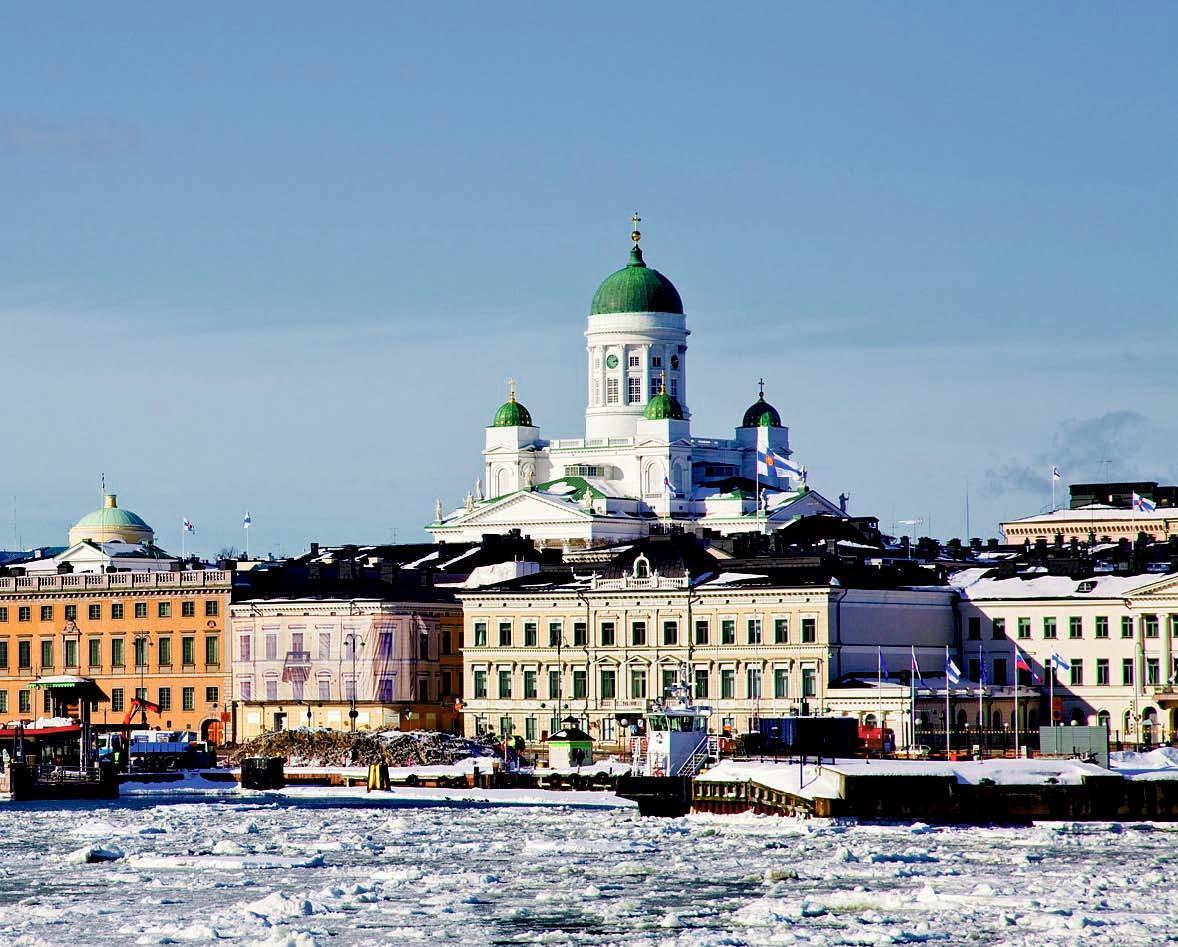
[427,219,844,548]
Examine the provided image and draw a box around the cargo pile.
[228,728,498,768]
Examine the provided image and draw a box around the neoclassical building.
[427,222,843,548]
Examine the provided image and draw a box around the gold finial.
[507,377,516,402]
[660,369,666,393]
[631,211,641,245]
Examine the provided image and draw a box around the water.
[0,797,1174,945]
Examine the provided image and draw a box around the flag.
[182,517,195,534]
[1014,646,1041,684]
[911,646,927,687]
[756,426,794,485]
[1048,651,1070,674]
[878,647,890,679]
[945,656,962,687]
[1132,492,1157,513]
[243,511,252,529]
[979,655,988,685]
[1051,466,1061,481]
[663,475,676,496]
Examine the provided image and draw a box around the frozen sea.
[1,796,1176,946]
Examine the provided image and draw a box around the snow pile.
[229,728,498,768]
[1110,746,1178,777]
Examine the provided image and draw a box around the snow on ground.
[1110,746,1178,779]
[0,799,1175,945]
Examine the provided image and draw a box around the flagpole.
[877,647,884,759]
[1049,661,1054,728]
[945,645,952,758]
[909,661,916,757]
[977,645,984,758]
[1013,643,1020,758]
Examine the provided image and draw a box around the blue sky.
[2,4,1175,556]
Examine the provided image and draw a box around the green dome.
[590,246,684,315]
[742,393,781,428]
[492,391,534,427]
[74,506,150,530]
[644,390,684,421]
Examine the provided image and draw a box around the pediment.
[1127,574,1178,599]
[446,491,594,528]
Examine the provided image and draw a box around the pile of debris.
[228,728,498,768]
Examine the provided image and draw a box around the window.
[499,717,513,737]
[1070,660,1083,687]
[206,686,219,705]
[111,638,124,668]
[773,667,790,698]
[629,667,647,699]
[746,667,762,699]
[694,668,709,699]
[600,622,616,646]
[1017,618,1031,640]
[993,658,1007,686]
[627,376,641,403]
[19,690,31,714]
[1121,617,1134,638]
[606,378,619,404]
[992,617,1005,640]
[158,602,171,618]
[158,687,172,712]
[318,679,330,701]
[747,618,762,645]
[318,632,332,660]
[1096,658,1110,686]
[18,607,30,623]
[600,669,616,700]
[721,620,736,645]
[182,636,195,666]
[498,669,512,699]
[670,377,678,397]
[64,638,78,668]
[40,605,53,622]
[523,670,537,699]
[40,639,53,669]
[1122,658,1135,686]
[0,692,6,714]
[773,618,789,644]
[498,622,512,647]
[239,635,252,662]
[474,622,487,647]
[182,601,195,618]
[694,620,709,645]
[651,355,662,368]
[649,374,663,395]
[205,636,219,666]
[182,687,195,712]
[265,680,278,701]
[1043,617,1057,639]
[473,670,487,699]
[573,622,587,647]
[1147,658,1160,686]
[205,600,219,617]
[524,622,538,648]
[111,603,124,620]
[134,637,148,668]
[134,602,148,619]
[88,638,101,667]
[64,605,76,622]
[1145,615,1159,639]
[720,668,735,699]
[440,630,451,655]
[631,621,646,646]
[525,717,537,741]
[0,607,6,622]
[441,671,453,697]
[1095,616,1109,639]
[240,680,252,701]
[0,641,6,667]
[87,604,100,621]
[548,669,560,699]
[573,670,587,699]
[801,618,817,644]
[628,353,641,368]
[967,617,980,640]
[546,622,562,647]
[802,667,817,698]
[18,641,31,669]
[662,621,678,646]
[1069,617,1082,639]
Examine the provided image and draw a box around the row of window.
[968,614,1170,641]
[965,656,1176,688]
[238,671,454,703]
[236,629,456,663]
[471,617,818,649]
[0,600,219,623]
[0,686,219,717]
[471,665,819,702]
[0,635,219,670]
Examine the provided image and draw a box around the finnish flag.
[1048,651,1070,674]
[243,511,252,529]
[945,656,962,687]
[1133,492,1157,513]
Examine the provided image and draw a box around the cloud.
[0,115,128,158]
[984,410,1150,497]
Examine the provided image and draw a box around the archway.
[991,709,1003,729]
[1070,708,1086,726]
[201,718,223,746]
[956,708,968,728]
[1142,707,1158,746]
[1027,708,1039,731]
[1097,710,1111,731]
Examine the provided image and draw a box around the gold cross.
[631,211,641,244]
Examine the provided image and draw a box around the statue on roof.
[435,498,443,523]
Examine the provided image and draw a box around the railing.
[0,570,230,592]
[675,734,715,776]
[690,437,741,450]
[590,574,689,591]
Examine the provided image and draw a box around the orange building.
[0,496,232,743]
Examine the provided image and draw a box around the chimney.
[310,542,320,557]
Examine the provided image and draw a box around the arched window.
[1070,708,1086,726]
[644,461,664,496]
[992,709,1003,729]
[495,467,511,496]
[863,713,877,729]
[956,708,968,728]
[632,554,651,579]
[1097,710,1111,730]
[1028,708,1039,731]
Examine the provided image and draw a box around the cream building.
[955,569,1178,745]
[456,540,956,751]
[1001,505,1178,545]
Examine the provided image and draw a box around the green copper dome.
[590,246,684,315]
[742,393,781,428]
[492,386,534,427]
[644,390,684,421]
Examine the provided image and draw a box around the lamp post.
[133,633,153,705]
[344,632,363,733]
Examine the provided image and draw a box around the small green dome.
[590,246,684,315]
[742,393,781,428]
[644,390,684,421]
[74,507,150,530]
[492,385,534,427]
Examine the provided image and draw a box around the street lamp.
[344,632,363,733]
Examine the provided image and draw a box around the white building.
[428,223,843,549]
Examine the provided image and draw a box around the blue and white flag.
[878,647,890,679]
[1052,466,1061,481]
[979,656,988,686]
[243,511,252,529]
[663,475,676,496]
[945,656,962,686]
[182,517,195,534]
[1048,651,1070,674]
[911,646,927,687]
[755,425,793,484]
[1133,492,1157,513]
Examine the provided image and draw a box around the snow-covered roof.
[956,571,1175,601]
[1005,504,1170,524]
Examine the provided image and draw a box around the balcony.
[281,650,312,683]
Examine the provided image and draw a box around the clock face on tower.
[605,353,619,369]
[670,355,679,369]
